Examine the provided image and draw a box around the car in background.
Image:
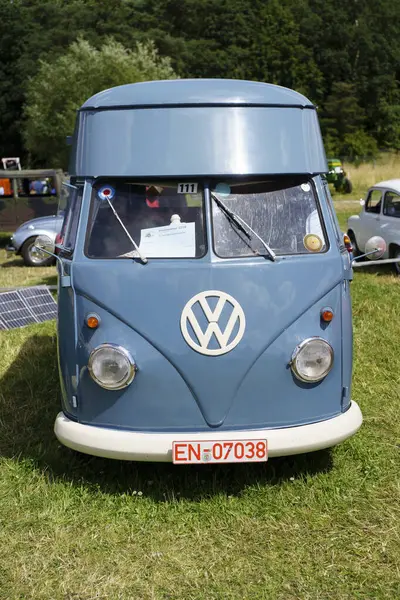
[6,214,63,266]
[347,179,400,274]
[326,158,352,194]
[0,168,65,232]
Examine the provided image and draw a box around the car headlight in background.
[290,337,333,383]
[88,343,137,390]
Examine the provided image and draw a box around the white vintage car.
[347,179,400,273]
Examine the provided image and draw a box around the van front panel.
[70,254,343,431]
[56,174,349,433]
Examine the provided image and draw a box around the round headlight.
[290,337,333,383]
[88,344,136,390]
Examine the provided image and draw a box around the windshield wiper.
[210,192,276,261]
[105,197,148,264]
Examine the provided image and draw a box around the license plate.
[172,439,268,464]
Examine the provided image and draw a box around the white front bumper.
[54,402,362,462]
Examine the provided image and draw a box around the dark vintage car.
[0,168,64,232]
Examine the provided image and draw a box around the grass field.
[0,204,399,599]
[333,152,400,202]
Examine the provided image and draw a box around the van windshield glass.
[86,181,206,259]
[211,179,326,257]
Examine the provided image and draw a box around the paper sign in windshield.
[138,222,196,257]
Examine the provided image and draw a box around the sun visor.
[70,105,327,177]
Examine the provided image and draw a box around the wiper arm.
[106,197,148,264]
[211,192,249,237]
[210,192,276,261]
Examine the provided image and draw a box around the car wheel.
[21,237,55,267]
[347,230,360,256]
[392,247,400,276]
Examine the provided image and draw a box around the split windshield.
[86,178,326,259]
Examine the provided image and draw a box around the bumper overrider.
[5,242,17,257]
[54,402,362,462]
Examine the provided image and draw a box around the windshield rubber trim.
[209,177,330,260]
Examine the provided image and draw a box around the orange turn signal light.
[343,234,353,253]
[86,314,100,329]
[321,308,334,323]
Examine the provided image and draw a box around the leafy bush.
[341,131,379,164]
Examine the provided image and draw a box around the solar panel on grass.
[0,286,57,330]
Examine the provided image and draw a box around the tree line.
[1,0,399,168]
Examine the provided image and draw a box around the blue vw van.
[50,79,364,464]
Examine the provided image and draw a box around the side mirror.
[360,199,365,206]
[365,236,386,260]
[34,234,56,258]
[352,235,387,267]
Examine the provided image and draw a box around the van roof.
[80,79,315,110]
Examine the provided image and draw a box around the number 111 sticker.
[177,183,198,194]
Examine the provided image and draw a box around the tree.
[341,130,379,163]
[24,37,177,168]
[2,0,400,162]
[0,0,30,159]
[320,82,378,159]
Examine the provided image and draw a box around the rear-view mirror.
[365,236,386,260]
[34,235,56,258]
[351,235,387,268]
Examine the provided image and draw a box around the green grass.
[0,248,56,289]
[336,209,358,232]
[0,205,399,599]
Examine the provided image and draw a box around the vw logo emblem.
[180,290,246,356]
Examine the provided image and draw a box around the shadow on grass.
[0,257,57,273]
[39,274,58,287]
[0,334,333,501]
[0,258,24,268]
[353,263,396,277]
